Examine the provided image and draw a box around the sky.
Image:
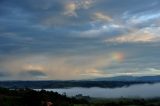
[0,0,160,80]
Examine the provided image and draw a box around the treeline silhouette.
[0,87,88,106]
[1,87,160,106]
[0,81,152,89]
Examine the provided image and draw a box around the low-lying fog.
[38,83,160,98]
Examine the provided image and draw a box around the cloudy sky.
[0,0,160,80]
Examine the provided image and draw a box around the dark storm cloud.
[0,71,10,77]
[19,70,47,78]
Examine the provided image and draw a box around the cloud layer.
[0,0,160,80]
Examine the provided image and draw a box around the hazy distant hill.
[94,75,160,82]
[0,76,160,89]
[0,81,150,89]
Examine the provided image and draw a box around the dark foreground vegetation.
[90,98,160,106]
[0,87,88,106]
[1,87,160,106]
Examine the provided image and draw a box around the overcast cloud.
[0,0,160,80]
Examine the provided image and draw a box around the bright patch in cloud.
[110,52,125,62]
[23,64,45,71]
[115,68,160,76]
[64,2,77,16]
[127,12,160,24]
[93,12,113,22]
[64,0,94,17]
[76,0,94,9]
[80,68,107,77]
[73,24,122,38]
[106,29,160,43]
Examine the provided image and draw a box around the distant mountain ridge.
[0,75,160,89]
[94,75,160,82]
